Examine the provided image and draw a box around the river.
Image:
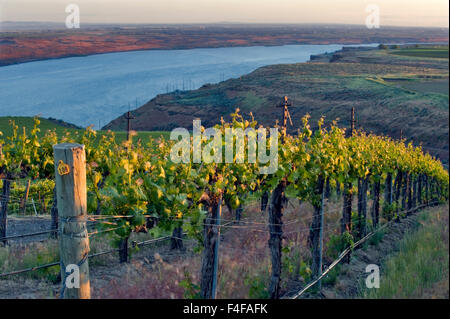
[0,44,377,129]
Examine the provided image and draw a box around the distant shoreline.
[0,42,377,67]
[2,41,447,68]
[1,24,447,67]
[1,43,361,129]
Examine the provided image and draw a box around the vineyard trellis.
[0,107,448,299]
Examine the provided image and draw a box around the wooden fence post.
[412,174,418,209]
[425,175,430,205]
[268,181,285,299]
[308,175,325,287]
[118,236,129,263]
[53,143,90,299]
[170,225,184,250]
[0,179,11,246]
[357,177,368,239]
[436,179,442,202]
[211,197,222,299]
[431,177,435,203]
[261,191,269,212]
[371,178,381,228]
[394,170,403,221]
[20,180,31,215]
[324,177,330,199]
[200,194,222,299]
[341,180,353,263]
[235,204,243,222]
[50,186,58,239]
[341,181,353,234]
[401,172,409,213]
[384,172,393,208]
[407,173,413,213]
[418,174,423,205]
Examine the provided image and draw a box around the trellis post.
[53,143,90,299]
[19,180,31,215]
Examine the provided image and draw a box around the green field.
[0,117,169,144]
[391,46,449,59]
[399,79,449,95]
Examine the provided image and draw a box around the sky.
[0,0,448,27]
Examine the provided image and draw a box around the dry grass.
[4,194,430,299]
[363,204,449,298]
[94,196,348,299]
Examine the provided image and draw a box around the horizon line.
[1,20,449,29]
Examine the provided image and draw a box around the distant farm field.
[400,79,450,95]
[391,47,449,59]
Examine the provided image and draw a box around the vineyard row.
[0,111,448,298]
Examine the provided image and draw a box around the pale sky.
[0,0,448,27]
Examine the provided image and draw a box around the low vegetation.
[390,46,449,59]
[363,204,449,298]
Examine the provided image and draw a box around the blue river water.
[0,44,377,129]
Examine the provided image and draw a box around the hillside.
[0,116,169,143]
[0,117,81,137]
[104,45,449,164]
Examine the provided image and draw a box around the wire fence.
[0,196,439,278]
[0,173,443,300]
[285,201,439,299]
[0,194,375,243]
[0,180,431,244]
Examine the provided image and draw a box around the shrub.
[179,271,201,299]
[322,264,341,286]
[326,232,354,260]
[244,273,270,299]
